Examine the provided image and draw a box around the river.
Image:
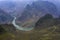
[12,17,34,31]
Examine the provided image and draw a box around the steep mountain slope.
[0,14,60,40]
[17,1,57,24]
[35,14,60,30]
[0,8,13,24]
[0,25,6,34]
[0,13,60,40]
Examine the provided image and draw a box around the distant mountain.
[0,1,16,13]
[0,1,28,17]
[0,8,13,24]
[47,1,60,16]
[17,1,57,24]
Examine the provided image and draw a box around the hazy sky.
[0,0,37,1]
[0,0,60,3]
[0,0,59,1]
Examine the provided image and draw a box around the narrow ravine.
[12,17,34,31]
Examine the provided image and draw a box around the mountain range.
[0,1,27,17]
[0,1,60,40]
[16,1,58,26]
[0,1,58,23]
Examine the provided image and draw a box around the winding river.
[12,17,34,31]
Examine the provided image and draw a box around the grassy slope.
[0,24,60,40]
